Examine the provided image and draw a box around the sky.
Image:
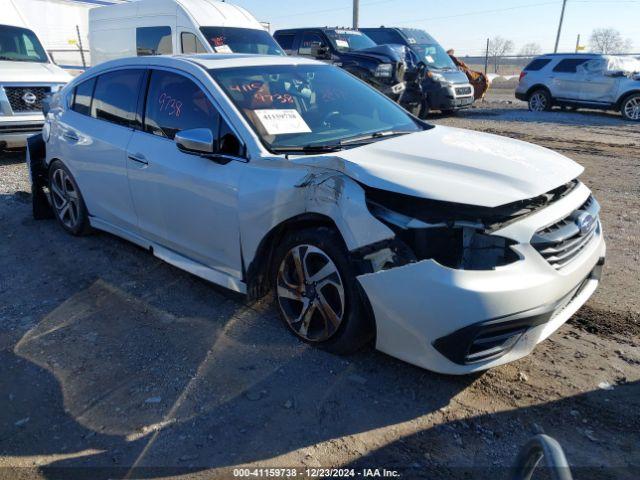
[231,0,639,56]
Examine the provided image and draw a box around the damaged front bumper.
[355,184,606,374]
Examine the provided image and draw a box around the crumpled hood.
[294,126,583,208]
[343,44,406,64]
[0,61,72,84]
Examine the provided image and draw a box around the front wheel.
[49,160,92,235]
[528,89,552,112]
[621,93,640,121]
[272,227,373,354]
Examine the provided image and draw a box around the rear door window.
[275,33,295,52]
[524,58,551,71]
[552,58,590,73]
[144,70,220,141]
[136,26,173,56]
[91,69,145,128]
[72,77,96,116]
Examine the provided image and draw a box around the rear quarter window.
[524,58,551,71]
[552,58,590,73]
[72,77,96,116]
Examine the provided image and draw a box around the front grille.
[0,124,44,134]
[532,196,600,269]
[455,86,473,96]
[4,86,50,113]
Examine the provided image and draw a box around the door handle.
[63,131,79,142]
[128,153,148,165]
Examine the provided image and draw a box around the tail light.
[519,71,527,82]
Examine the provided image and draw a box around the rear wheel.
[49,160,92,235]
[528,89,552,112]
[621,93,640,121]
[272,227,373,354]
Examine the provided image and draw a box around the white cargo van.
[0,0,72,149]
[89,0,285,66]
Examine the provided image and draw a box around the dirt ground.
[1,89,639,480]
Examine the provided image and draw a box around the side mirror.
[175,128,215,154]
[311,43,330,60]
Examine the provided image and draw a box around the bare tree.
[519,42,542,57]
[488,36,514,73]
[589,28,633,54]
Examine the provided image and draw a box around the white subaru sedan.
[35,54,605,374]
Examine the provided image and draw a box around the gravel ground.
[0,90,639,479]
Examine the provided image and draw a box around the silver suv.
[515,53,640,121]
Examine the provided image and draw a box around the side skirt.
[89,216,247,295]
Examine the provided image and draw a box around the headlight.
[374,63,393,78]
[427,71,452,85]
[367,200,520,271]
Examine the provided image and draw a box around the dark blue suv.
[362,27,475,115]
[273,28,408,101]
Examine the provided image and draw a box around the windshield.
[400,29,456,70]
[200,27,285,56]
[0,24,48,63]
[210,65,422,152]
[324,29,377,52]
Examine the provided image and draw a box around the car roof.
[537,53,600,58]
[89,54,324,72]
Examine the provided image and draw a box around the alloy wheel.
[529,92,548,111]
[624,96,640,120]
[276,244,345,342]
[50,168,80,229]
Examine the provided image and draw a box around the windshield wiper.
[271,144,344,154]
[339,130,412,146]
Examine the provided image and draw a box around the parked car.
[361,27,475,116]
[31,54,605,374]
[516,53,640,121]
[273,28,407,102]
[0,8,71,149]
[89,0,284,66]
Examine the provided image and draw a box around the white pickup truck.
[1,15,71,149]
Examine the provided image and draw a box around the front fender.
[238,158,395,274]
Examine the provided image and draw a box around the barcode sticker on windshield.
[254,109,312,135]
[425,55,434,63]
[336,40,349,49]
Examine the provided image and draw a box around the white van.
[0,0,72,149]
[89,0,285,66]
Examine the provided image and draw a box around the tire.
[620,93,640,121]
[272,226,373,355]
[528,89,552,112]
[48,160,92,235]
[418,98,431,119]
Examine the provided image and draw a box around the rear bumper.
[515,91,528,101]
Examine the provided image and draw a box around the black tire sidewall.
[48,160,91,235]
[272,226,373,355]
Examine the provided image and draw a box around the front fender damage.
[243,166,398,300]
